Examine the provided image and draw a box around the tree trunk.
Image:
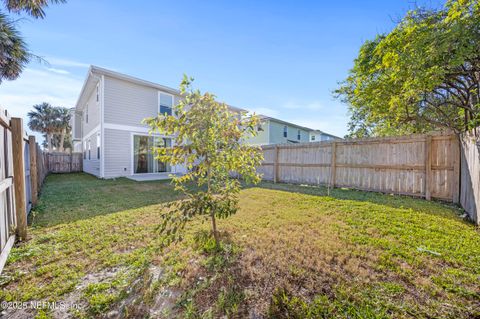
[211,212,219,248]
[47,133,53,153]
[206,158,220,248]
[59,128,66,153]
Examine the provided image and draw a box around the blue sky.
[0,0,442,140]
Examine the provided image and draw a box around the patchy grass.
[0,173,479,318]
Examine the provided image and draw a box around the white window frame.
[283,125,288,138]
[96,133,101,159]
[88,139,91,160]
[85,104,89,124]
[96,84,99,102]
[297,129,301,140]
[131,133,175,175]
[158,91,174,116]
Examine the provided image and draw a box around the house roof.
[75,65,246,112]
[310,129,342,139]
[257,115,315,132]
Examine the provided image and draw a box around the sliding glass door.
[133,135,171,174]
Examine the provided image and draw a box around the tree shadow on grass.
[250,181,470,224]
[30,172,183,228]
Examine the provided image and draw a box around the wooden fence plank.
[258,132,458,202]
[425,135,432,201]
[460,129,480,224]
[330,142,336,188]
[11,118,27,240]
[28,136,38,206]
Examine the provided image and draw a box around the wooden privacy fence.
[259,132,460,202]
[459,129,480,224]
[0,109,16,275]
[45,152,82,173]
[0,108,47,274]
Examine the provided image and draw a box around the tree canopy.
[28,102,71,152]
[144,76,263,247]
[335,0,480,137]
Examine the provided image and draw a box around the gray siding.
[104,128,131,178]
[83,130,101,177]
[268,120,310,144]
[104,76,181,127]
[82,84,101,136]
[244,119,270,145]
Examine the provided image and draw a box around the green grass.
[1,173,479,318]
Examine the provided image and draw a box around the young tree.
[144,76,263,247]
[335,0,480,137]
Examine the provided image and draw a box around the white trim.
[130,133,175,175]
[83,125,101,140]
[0,235,15,274]
[105,123,150,133]
[100,75,105,178]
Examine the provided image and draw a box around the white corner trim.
[100,75,105,178]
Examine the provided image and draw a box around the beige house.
[72,66,243,180]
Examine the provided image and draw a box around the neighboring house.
[72,66,243,179]
[309,130,341,142]
[246,115,340,145]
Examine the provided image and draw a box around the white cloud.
[0,67,84,140]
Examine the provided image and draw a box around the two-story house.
[246,115,340,146]
[72,66,243,179]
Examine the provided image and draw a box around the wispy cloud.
[46,67,70,75]
[45,57,90,68]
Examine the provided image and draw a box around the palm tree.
[53,107,71,153]
[0,0,65,83]
[0,12,29,83]
[28,102,56,152]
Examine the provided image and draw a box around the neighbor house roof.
[310,129,342,139]
[75,65,246,113]
[257,115,315,132]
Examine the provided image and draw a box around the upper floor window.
[283,125,287,138]
[85,105,89,124]
[96,84,99,102]
[311,135,315,141]
[297,130,301,140]
[159,93,173,116]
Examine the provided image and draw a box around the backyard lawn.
[0,173,479,318]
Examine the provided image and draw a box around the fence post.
[11,118,27,240]
[452,135,460,204]
[274,145,279,183]
[425,135,432,201]
[28,136,38,206]
[330,142,337,188]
